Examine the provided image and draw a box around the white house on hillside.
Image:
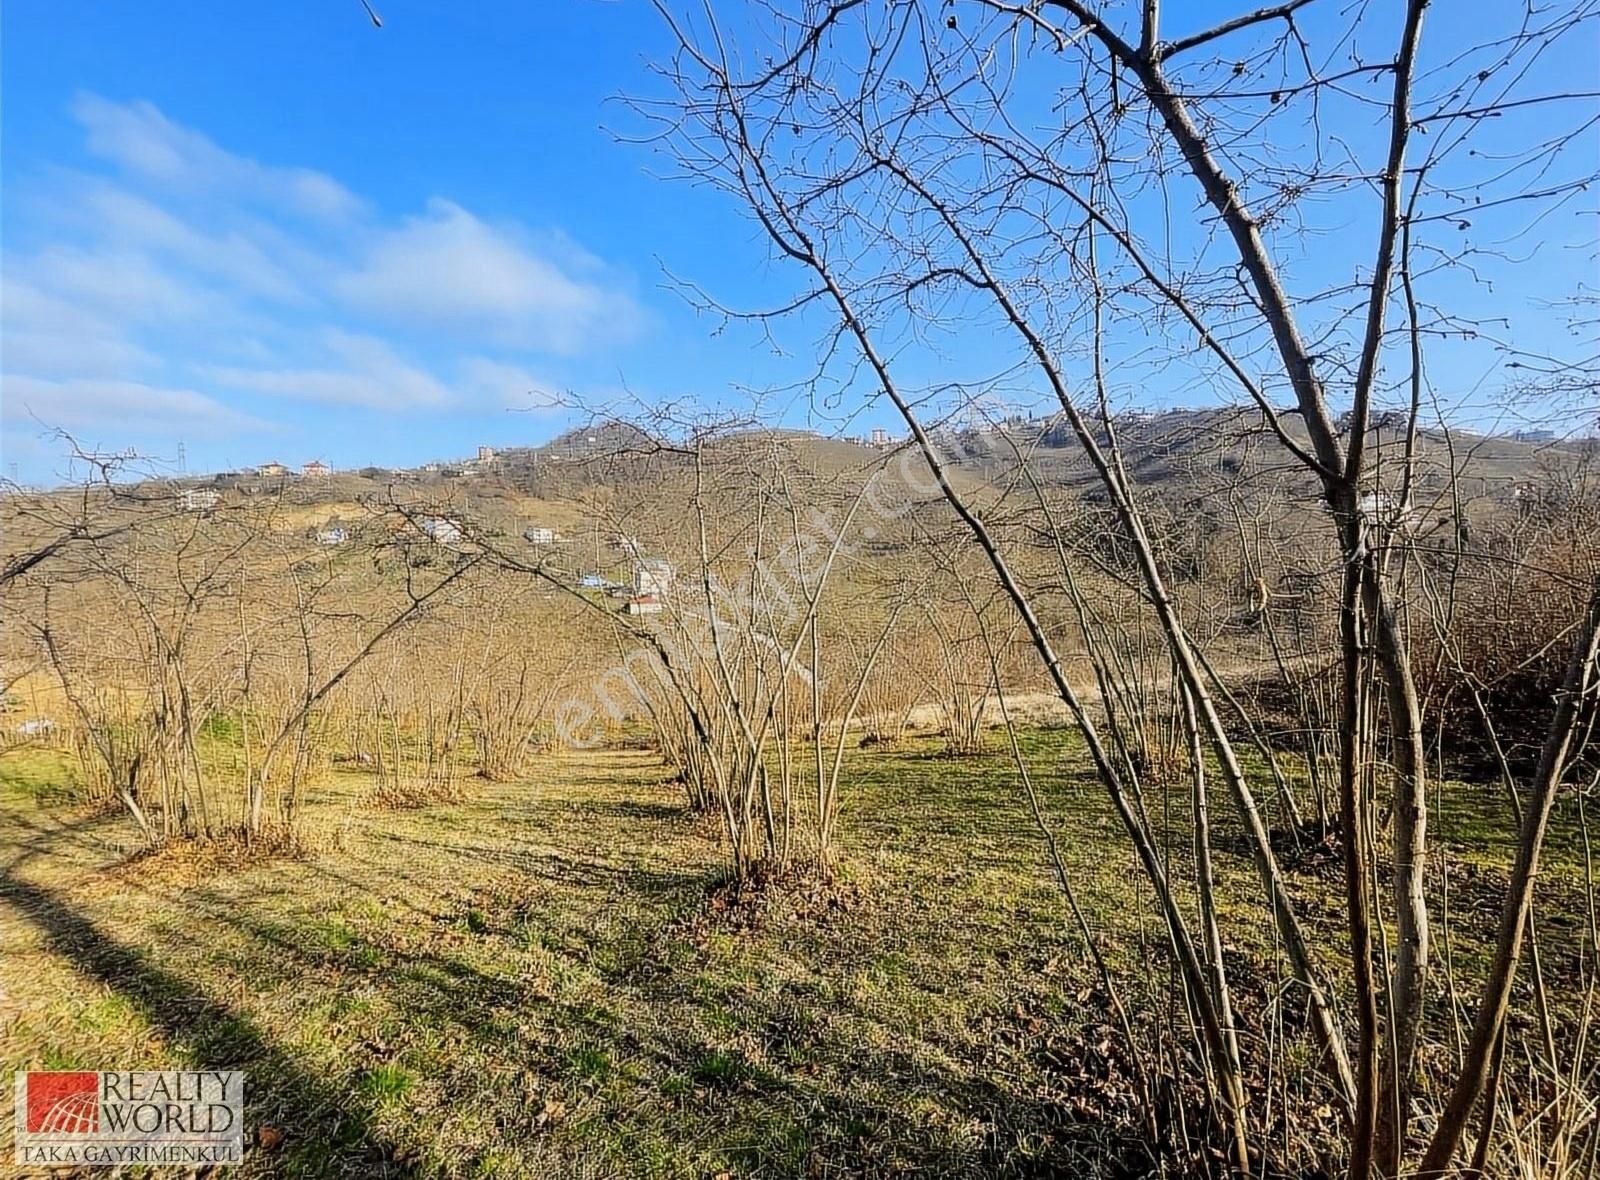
[181,489,220,513]
[633,558,673,597]
[420,517,463,545]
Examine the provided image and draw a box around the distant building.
[180,488,220,513]
[626,594,663,616]
[523,525,559,545]
[1357,490,1415,529]
[477,445,498,463]
[1506,480,1538,505]
[302,459,331,478]
[578,573,607,590]
[315,526,348,546]
[870,427,891,448]
[420,516,463,545]
[1513,428,1556,444]
[259,461,290,479]
[633,558,674,597]
[1359,490,1393,516]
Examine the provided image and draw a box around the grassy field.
[1,731,1589,1178]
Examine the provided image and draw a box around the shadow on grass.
[0,741,1208,1176]
[0,870,417,1178]
[2,806,133,873]
[107,852,1149,1177]
[569,798,686,823]
[362,828,708,897]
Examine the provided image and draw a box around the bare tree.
[639,0,1599,1170]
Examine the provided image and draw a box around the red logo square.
[25,1072,100,1134]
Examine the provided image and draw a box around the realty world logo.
[13,1071,244,1167]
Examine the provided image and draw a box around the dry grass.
[0,733,1589,1177]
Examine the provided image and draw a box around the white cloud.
[42,98,641,355]
[24,245,209,322]
[76,185,305,302]
[203,331,453,410]
[72,93,362,221]
[338,200,637,352]
[4,96,633,478]
[458,357,563,410]
[1,278,159,376]
[203,335,563,413]
[1,374,267,435]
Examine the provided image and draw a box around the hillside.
[116,410,1593,539]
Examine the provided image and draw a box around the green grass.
[0,745,83,805]
[0,731,1586,1177]
[361,1064,416,1103]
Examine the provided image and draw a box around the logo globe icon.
[38,1088,100,1134]
[25,1072,101,1136]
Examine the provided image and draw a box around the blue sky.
[2,2,1595,485]
[0,2,798,483]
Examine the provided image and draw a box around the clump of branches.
[639,0,1600,1172]
[4,470,484,847]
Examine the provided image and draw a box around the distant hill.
[36,412,1586,558]
[935,406,1592,510]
